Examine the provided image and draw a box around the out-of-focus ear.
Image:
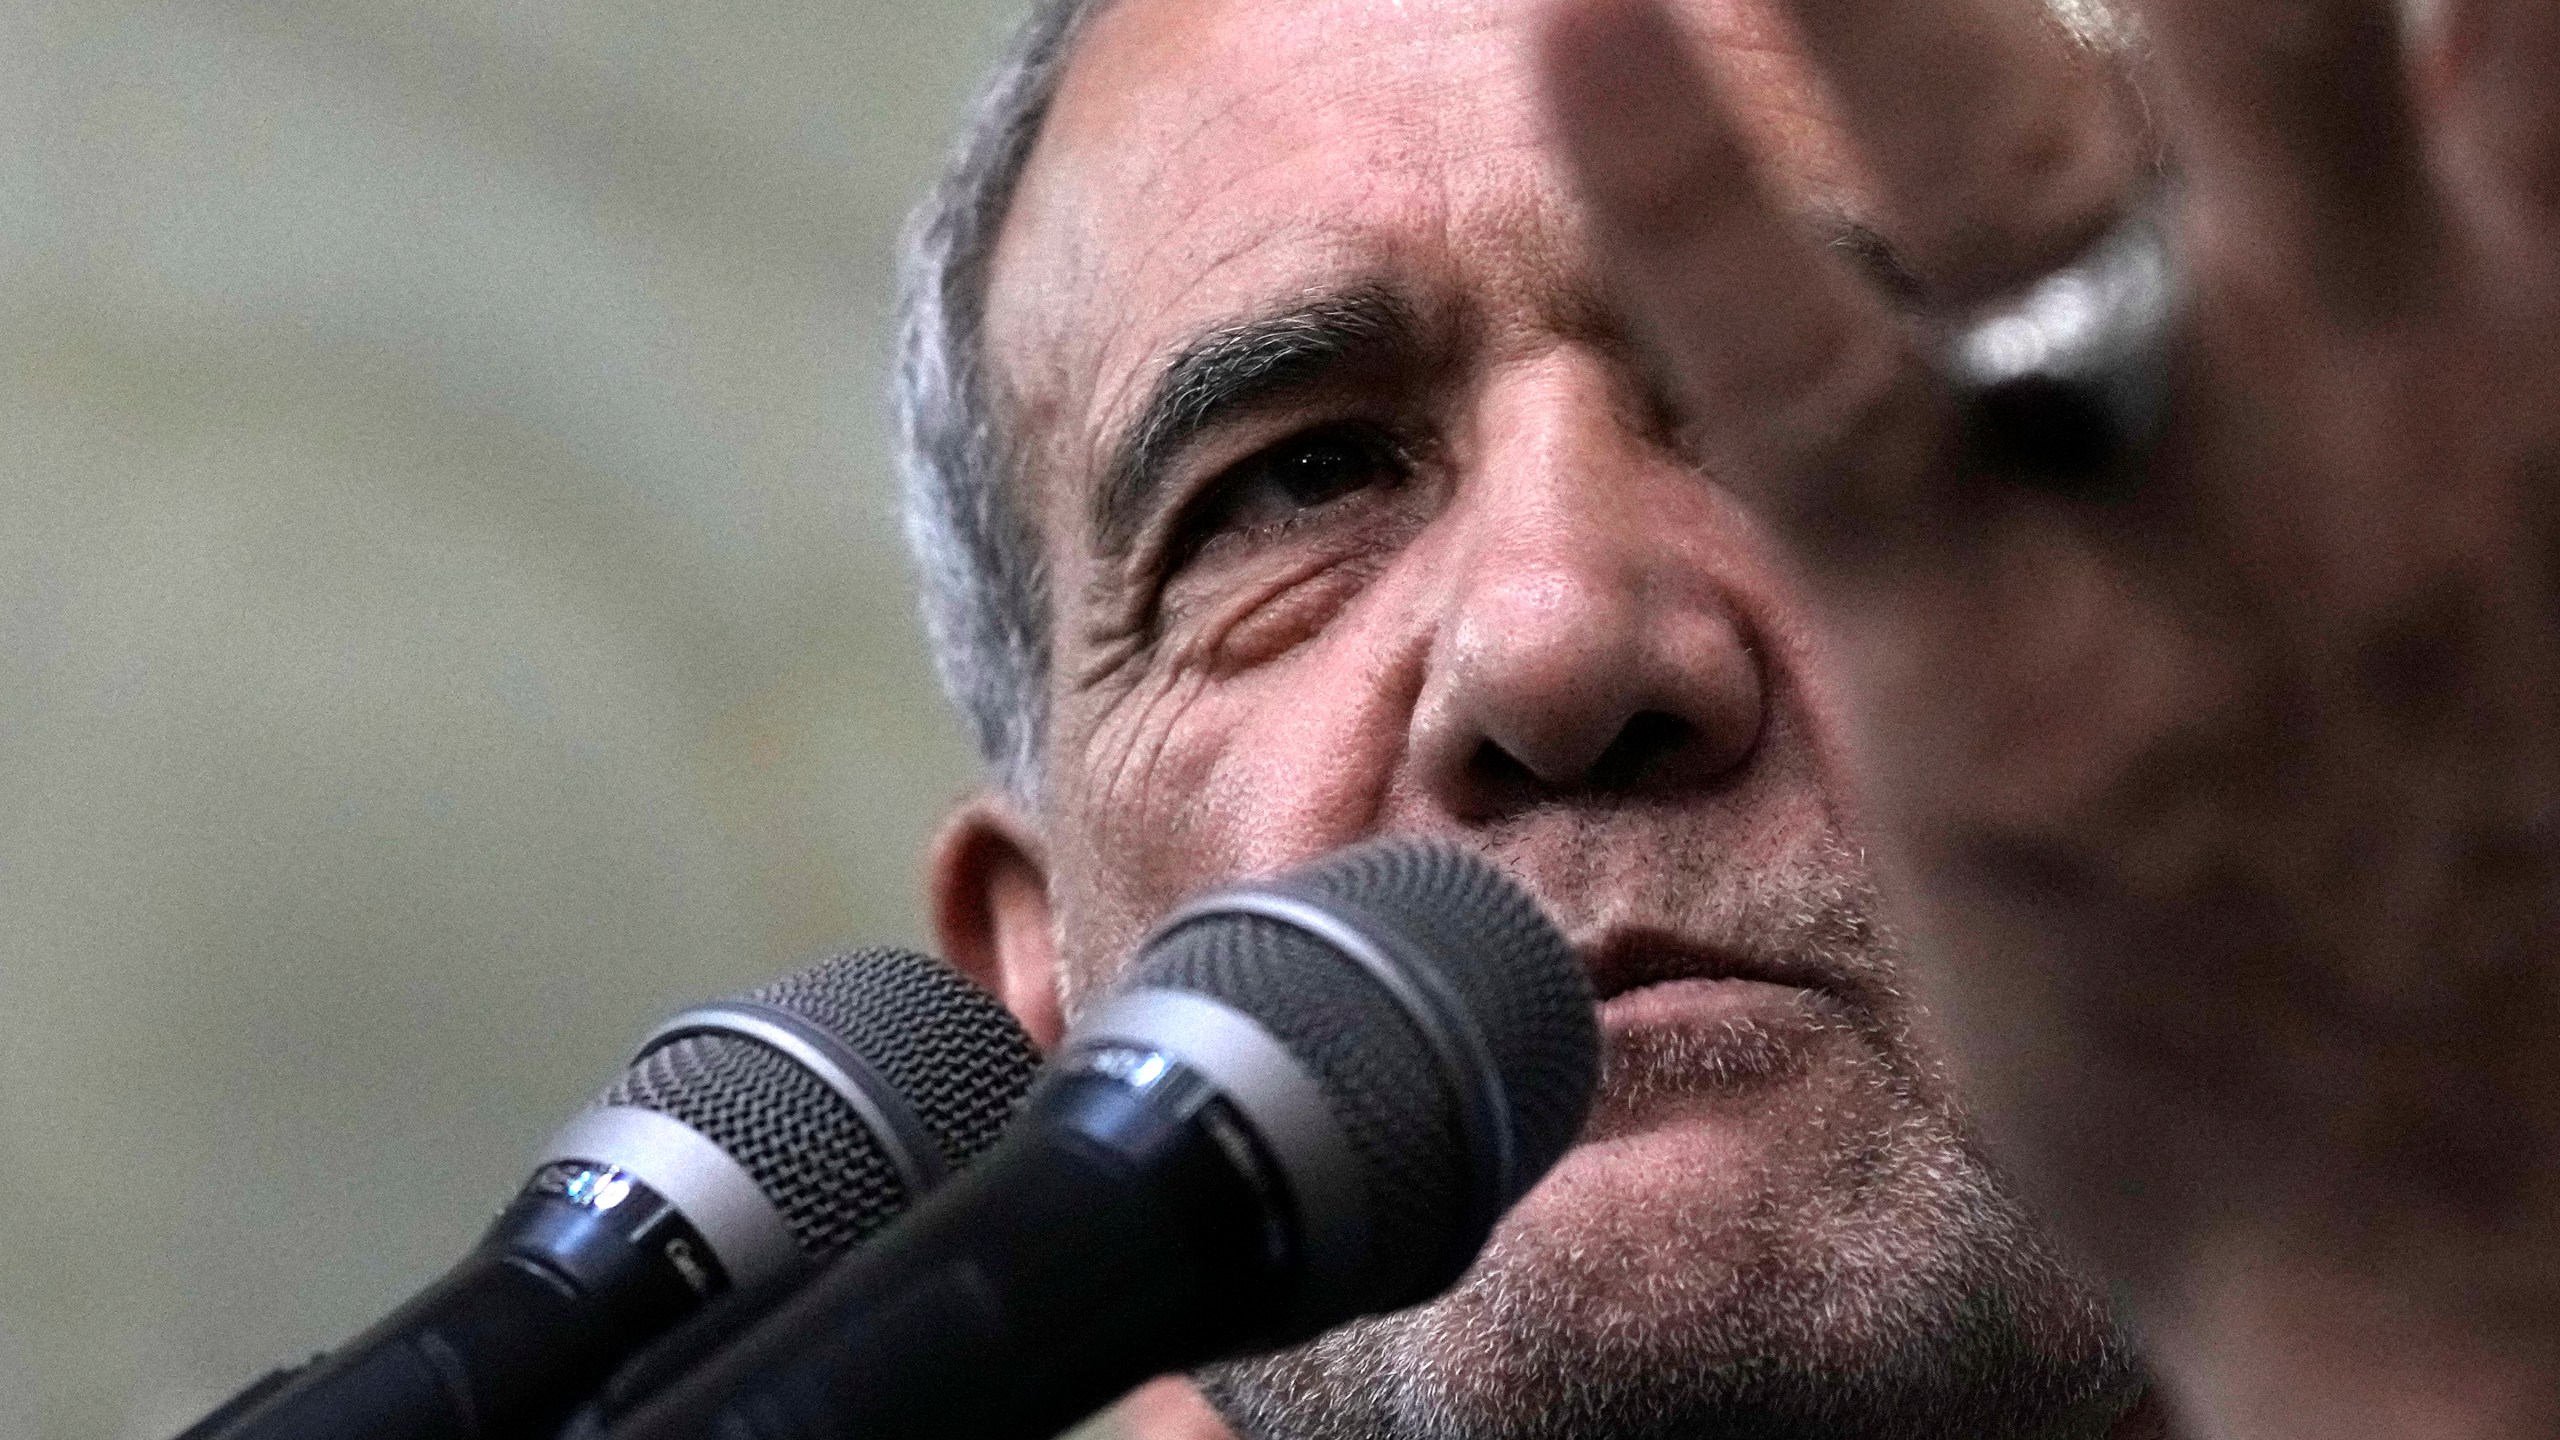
[927,793,1063,1050]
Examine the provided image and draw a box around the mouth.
[1569,930,1869,1134]
[1576,926,1842,1007]
[1570,927,1873,1055]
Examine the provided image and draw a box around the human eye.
[1168,421,1410,571]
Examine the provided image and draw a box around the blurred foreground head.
[900,0,2150,1436]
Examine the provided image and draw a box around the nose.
[1410,362,1766,817]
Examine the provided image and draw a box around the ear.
[928,793,1064,1050]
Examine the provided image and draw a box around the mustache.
[1481,818,1906,1008]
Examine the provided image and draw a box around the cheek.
[1195,634,1425,872]
[1066,596,1432,965]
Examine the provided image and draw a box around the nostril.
[1459,709,1715,807]
[1465,737,1541,802]
[1589,710,1696,792]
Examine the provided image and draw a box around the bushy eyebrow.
[1090,283,1421,561]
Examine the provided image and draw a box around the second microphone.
[598,837,1601,1440]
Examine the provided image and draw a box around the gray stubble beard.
[1194,856,2147,1440]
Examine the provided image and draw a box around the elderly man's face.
[954,0,2139,1434]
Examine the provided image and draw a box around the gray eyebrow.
[1091,283,1420,560]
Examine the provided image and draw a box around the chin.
[1198,1020,2148,1440]
[1490,1010,1929,1313]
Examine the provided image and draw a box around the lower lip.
[1597,976,1824,1033]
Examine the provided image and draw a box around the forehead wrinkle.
[1004,102,1410,437]
[1070,211,1375,466]
[1090,282,1425,561]
[1047,4,1496,237]
[1098,158,1388,357]
[1032,0,1557,311]
[1064,42,1521,322]
[1071,0,1521,153]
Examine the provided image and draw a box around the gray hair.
[892,0,2127,805]
[894,0,1107,803]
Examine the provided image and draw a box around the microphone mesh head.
[1285,840,1597,1188]
[1136,913,1466,1300]
[604,1034,899,1258]
[747,957,1041,1172]
[1130,838,1597,1307]
[602,947,1039,1260]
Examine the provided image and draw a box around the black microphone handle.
[206,1181,737,1440]
[603,1068,1284,1440]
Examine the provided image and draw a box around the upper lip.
[1574,927,1845,1007]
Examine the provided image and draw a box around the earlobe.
[927,795,1065,1050]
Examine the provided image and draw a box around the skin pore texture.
[931,0,2159,1436]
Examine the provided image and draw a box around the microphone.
[599,837,1601,1440]
[182,947,1039,1440]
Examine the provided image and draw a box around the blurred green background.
[0,2,1023,1434]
